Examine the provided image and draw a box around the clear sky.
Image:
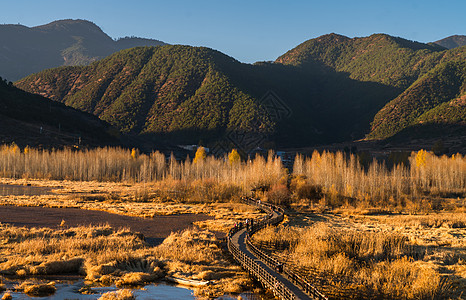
[1,0,465,63]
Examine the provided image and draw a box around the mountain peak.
[34,19,100,30]
[434,35,466,49]
[33,19,108,38]
[0,20,166,81]
[315,33,350,43]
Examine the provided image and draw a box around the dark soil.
[0,205,214,245]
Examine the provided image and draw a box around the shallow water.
[0,278,262,299]
[0,184,53,196]
[0,185,262,299]
[1,278,195,299]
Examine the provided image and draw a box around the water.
[0,184,53,196]
[0,184,265,299]
[1,279,195,299]
[0,278,263,299]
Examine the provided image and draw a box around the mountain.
[0,76,118,148]
[14,34,466,149]
[276,33,466,142]
[0,19,166,81]
[276,33,447,89]
[15,46,274,145]
[433,35,466,49]
[15,44,404,148]
[369,60,466,139]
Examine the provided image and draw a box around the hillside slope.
[16,46,274,144]
[434,35,466,49]
[0,77,118,147]
[16,44,404,147]
[276,33,466,141]
[0,19,165,81]
[369,61,466,139]
[276,33,449,89]
[16,34,466,148]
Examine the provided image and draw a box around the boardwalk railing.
[228,234,296,300]
[227,198,328,300]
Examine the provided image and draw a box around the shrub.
[266,183,291,206]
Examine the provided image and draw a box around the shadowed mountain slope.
[0,19,165,81]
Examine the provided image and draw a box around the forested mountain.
[15,44,402,147]
[0,19,165,81]
[369,60,466,139]
[14,33,466,148]
[276,33,449,89]
[276,33,466,140]
[0,77,117,147]
[434,35,466,49]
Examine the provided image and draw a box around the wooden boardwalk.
[227,202,327,300]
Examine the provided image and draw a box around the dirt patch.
[0,206,213,245]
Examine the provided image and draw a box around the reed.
[292,150,466,209]
[0,144,464,209]
[0,145,284,199]
[254,223,450,299]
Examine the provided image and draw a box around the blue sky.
[2,0,465,63]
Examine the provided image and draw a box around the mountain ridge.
[433,35,466,49]
[13,32,466,149]
[0,76,119,148]
[0,19,166,81]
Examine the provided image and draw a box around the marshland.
[0,144,465,299]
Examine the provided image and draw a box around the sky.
[1,0,465,63]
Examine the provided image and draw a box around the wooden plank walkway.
[231,226,311,299]
[227,202,327,300]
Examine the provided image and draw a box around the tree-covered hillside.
[15,34,466,148]
[0,77,117,147]
[276,33,466,141]
[369,61,466,139]
[276,33,453,89]
[434,35,466,49]
[16,44,404,147]
[16,46,275,144]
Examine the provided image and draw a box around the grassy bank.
[0,223,253,298]
[252,211,466,299]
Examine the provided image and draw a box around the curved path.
[228,202,327,300]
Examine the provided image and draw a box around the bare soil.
[0,205,213,245]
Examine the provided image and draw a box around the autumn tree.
[193,147,207,164]
[228,149,241,165]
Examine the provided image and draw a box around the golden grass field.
[0,178,265,233]
[252,205,466,299]
[0,178,268,298]
[0,146,464,299]
[0,223,254,298]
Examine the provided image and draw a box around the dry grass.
[253,214,463,299]
[292,150,466,210]
[0,145,464,298]
[152,229,253,298]
[98,289,135,300]
[0,178,266,233]
[16,281,56,297]
[1,145,464,214]
[1,292,12,300]
[0,146,285,198]
[0,223,253,298]
[0,224,155,281]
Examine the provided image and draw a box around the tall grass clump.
[254,224,449,299]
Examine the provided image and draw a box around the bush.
[266,183,291,206]
[290,176,322,201]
